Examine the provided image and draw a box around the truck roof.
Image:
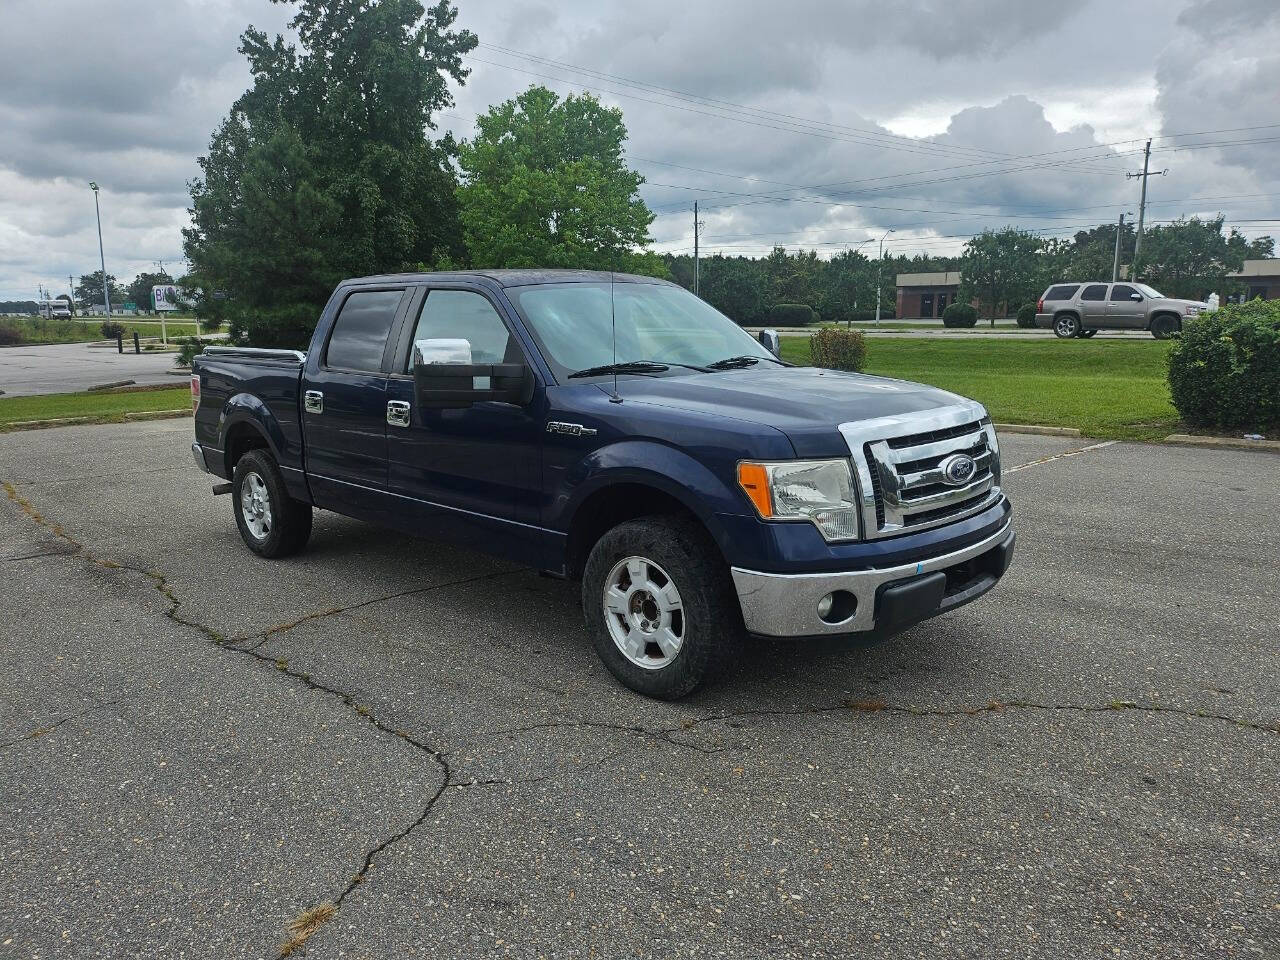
[342,269,672,289]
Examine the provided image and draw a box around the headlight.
[737,459,859,541]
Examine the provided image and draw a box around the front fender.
[550,439,751,559]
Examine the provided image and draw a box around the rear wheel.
[582,515,740,699]
[1053,314,1080,339]
[232,449,312,558]
[1150,314,1180,339]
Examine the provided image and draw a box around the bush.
[768,303,817,326]
[100,320,125,339]
[0,322,23,346]
[1167,299,1280,433]
[942,302,978,328]
[809,327,866,372]
[175,336,213,367]
[1016,303,1037,328]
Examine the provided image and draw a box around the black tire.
[1150,315,1180,340]
[582,515,740,699]
[1053,313,1080,339]
[1079,329,1098,338]
[232,449,313,558]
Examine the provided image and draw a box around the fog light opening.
[817,590,857,624]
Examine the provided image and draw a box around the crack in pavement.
[1005,440,1118,474]
[0,703,118,751]
[1,479,524,956]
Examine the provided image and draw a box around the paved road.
[0,342,188,396]
[1,421,1276,959]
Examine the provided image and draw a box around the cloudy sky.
[2,0,1278,300]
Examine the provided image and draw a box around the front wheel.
[582,515,741,699]
[1053,314,1080,339]
[1150,315,1180,339]
[232,449,313,558]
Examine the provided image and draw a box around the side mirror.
[413,338,533,409]
[758,328,781,358]
[1130,292,1142,301]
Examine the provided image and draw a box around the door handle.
[304,390,323,414]
[386,400,411,428]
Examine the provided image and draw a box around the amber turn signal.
[737,462,772,518]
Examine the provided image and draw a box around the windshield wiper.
[568,361,669,379]
[706,354,781,370]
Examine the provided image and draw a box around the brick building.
[1227,259,1280,301]
[895,271,961,319]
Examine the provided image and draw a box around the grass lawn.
[780,336,1179,441]
[0,387,190,429]
[0,317,201,345]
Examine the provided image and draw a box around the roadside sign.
[152,285,179,312]
[123,301,137,311]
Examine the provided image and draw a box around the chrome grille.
[839,402,1003,540]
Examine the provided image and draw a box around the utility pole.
[1111,212,1127,282]
[89,182,111,316]
[874,228,895,327]
[1127,140,1167,278]
[693,201,700,296]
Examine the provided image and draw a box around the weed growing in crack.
[279,902,336,957]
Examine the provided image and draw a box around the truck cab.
[191,270,1014,698]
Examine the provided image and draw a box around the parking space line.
[1005,440,1118,474]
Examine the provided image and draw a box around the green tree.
[126,271,173,314]
[1067,222,1136,281]
[958,227,1044,324]
[75,271,125,310]
[456,86,663,274]
[184,0,476,346]
[1138,216,1248,300]
[818,248,873,324]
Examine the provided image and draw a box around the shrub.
[809,327,866,372]
[100,320,125,339]
[175,336,213,367]
[1016,303,1037,328]
[1168,299,1280,433]
[942,302,978,328]
[768,303,817,326]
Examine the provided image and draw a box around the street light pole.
[874,228,895,328]
[89,182,111,317]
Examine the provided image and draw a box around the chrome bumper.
[731,521,1014,637]
[191,441,212,475]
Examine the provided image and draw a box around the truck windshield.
[507,281,777,381]
[1136,283,1165,299]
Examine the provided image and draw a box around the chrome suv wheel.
[602,555,686,670]
[239,471,273,540]
[1054,314,1080,339]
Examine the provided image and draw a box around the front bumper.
[731,521,1014,637]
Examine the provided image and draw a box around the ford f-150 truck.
[191,270,1014,698]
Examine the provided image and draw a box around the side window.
[406,290,514,371]
[1081,284,1107,301]
[1110,284,1139,301]
[1046,284,1079,301]
[325,290,403,371]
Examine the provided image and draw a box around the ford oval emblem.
[939,453,977,486]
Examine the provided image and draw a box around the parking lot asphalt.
[1,420,1276,959]
[0,342,187,397]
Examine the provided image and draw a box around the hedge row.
[1168,299,1280,432]
[808,328,866,372]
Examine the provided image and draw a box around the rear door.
[1078,284,1109,327]
[1107,283,1145,327]
[302,286,410,516]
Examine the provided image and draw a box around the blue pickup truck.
[191,270,1014,698]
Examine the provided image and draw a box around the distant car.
[1034,282,1208,340]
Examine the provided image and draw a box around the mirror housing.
[758,328,781,358]
[1130,292,1142,301]
[413,338,533,409]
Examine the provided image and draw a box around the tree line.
[180,0,1274,346]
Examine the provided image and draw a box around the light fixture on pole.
[89,182,111,317]
[874,228,895,327]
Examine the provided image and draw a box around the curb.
[1163,433,1280,454]
[2,409,191,432]
[994,424,1081,437]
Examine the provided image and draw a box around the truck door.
[1106,283,1145,328]
[383,284,546,566]
[302,286,410,518]
[1078,284,1108,328]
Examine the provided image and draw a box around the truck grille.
[839,402,1003,540]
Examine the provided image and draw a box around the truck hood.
[614,365,976,458]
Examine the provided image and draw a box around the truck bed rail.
[202,346,307,363]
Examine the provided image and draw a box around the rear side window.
[1045,285,1079,301]
[325,290,403,371]
[1110,284,1139,301]
[1081,284,1107,301]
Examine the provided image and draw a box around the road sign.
[152,285,179,312]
